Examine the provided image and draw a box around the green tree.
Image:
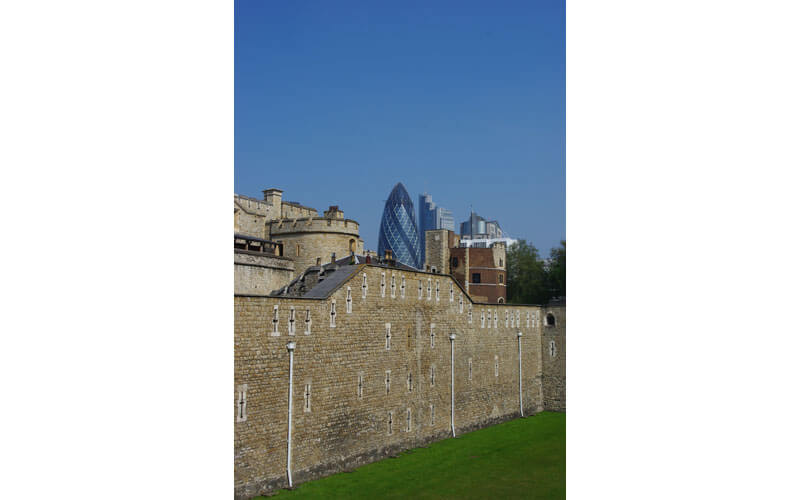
[547,240,566,299]
[506,239,566,305]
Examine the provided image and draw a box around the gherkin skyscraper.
[378,183,423,269]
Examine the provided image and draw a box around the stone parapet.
[234,251,295,296]
[269,217,360,237]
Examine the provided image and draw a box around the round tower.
[268,206,364,274]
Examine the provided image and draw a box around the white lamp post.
[517,332,524,417]
[286,341,296,488]
[449,333,456,437]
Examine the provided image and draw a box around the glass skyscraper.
[378,183,423,269]
[418,192,455,255]
[460,211,502,239]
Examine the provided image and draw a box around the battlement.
[269,217,360,237]
[234,194,272,216]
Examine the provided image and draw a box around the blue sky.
[235,0,564,254]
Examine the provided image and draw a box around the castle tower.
[268,205,364,276]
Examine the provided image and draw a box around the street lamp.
[286,341,296,488]
[449,333,456,437]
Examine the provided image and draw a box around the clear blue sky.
[235,0,564,254]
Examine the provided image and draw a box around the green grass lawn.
[259,411,565,500]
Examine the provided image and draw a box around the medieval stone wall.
[269,218,364,276]
[541,305,566,411]
[281,202,318,220]
[424,229,450,274]
[234,264,563,499]
[234,251,295,296]
[234,195,273,239]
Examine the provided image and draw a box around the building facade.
[378,183,423,269]
[459,211,503,240]
[424,229,508,304]
[459,236,518,249]
[418,192,455,257]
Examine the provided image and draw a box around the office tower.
[378,183,423,269]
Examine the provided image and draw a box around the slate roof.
[333,254,418,272]
[270,262,357,298]
[269,254,420,298]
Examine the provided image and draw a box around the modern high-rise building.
[418,192,455,255]
[378,183,423,269]
[459,211,503,240]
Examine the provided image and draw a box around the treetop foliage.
[506,239,565,305]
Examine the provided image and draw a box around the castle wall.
[424,229,451,274]
[281,203,318,219]
[234,265,548,499]
[234,251,295,296]
[541,305,566,411]
[233,193,320,240]
[269,218,363,275]
[234,196,272,239]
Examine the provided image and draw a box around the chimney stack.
[383,249,396,267]
[324,205,344,219]
[262,188,283,217]
[331,252,336,264]
[315,257,321,267]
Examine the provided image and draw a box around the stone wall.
[234,251,295,296]
[424,229,450,274]
[269,218,364,275]
[235,190,366,283]
[492,241,507,269]
[234,264,557,499]
[281,202,318,220]
[233,192,320,239]
[234,195,273,239]
[541,305,566,411]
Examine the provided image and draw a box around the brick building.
[424,229,507,303]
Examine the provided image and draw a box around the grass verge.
[257,411,565,499]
